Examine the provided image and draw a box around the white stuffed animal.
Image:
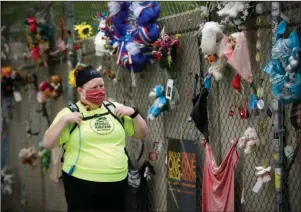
[1,168,14,195]
[239,127,260,154]
[200,22,227,81]
[1,26,10,61]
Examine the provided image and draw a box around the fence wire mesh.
[1,1,301,212]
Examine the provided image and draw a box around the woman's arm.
[131,114,148,140]
[43,110,83,149]
[43,117,68,149]
[115,106,148,140]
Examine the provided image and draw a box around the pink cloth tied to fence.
[224,33,253,83]
[202,140,239,212]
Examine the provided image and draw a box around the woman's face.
[77,77,104,100]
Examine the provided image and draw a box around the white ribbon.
[116,42,124,64]
[131,66,136,87]
[252,166,271,193]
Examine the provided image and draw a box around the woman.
[43,65,148,212]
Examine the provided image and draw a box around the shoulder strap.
[67,102,125,135]
[67,103,80,135]
[103,102,125,128]
[68,103,80,113]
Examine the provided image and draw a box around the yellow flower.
[74,23,93,39]
[69,69,76,87]
[27,36,34,49]
[175,34,181,39]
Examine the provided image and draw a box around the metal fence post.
[66,1,77,104]
[271,2,288,212]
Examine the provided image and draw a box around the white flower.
[200,6,208,14]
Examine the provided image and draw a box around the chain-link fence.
[1,1,301,212]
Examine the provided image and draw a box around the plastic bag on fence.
[271,72,301,104]
[191,88,209,135]
[264,20,301,104]
[48,146,64,183]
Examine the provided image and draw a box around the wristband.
[130,107,139,119]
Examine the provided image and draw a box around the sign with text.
[167,138,197,212]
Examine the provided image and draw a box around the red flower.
[39,81,53,92]
[31,45,40,61]
[155,52,162,60]
[73,43,80,51]
[152,40,161,48]
[27,17,38,33]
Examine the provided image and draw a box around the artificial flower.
[175,34,181,39]
[74,23,93,39]
[27,35,34,49]
[68,69,76,87]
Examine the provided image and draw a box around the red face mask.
[83,88,106,105]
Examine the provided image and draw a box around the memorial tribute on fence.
[167,138,198,212]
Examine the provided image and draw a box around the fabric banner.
[167,138,197,212]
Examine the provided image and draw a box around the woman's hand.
[62,112,83,125]
[115,106,135,117]
[115,105,148,139]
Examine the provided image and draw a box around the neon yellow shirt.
[48,101,135,182]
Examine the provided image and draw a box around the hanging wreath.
[74,22,93,39]
[107,1,161,86]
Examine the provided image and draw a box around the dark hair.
[74,65,102,87]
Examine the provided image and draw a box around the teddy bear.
[199,21,227,81]
[147,85,169,120]
[50,75,62,94]
[238,127,260,154]
[18,146,39,168]
[37,75,62,103]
